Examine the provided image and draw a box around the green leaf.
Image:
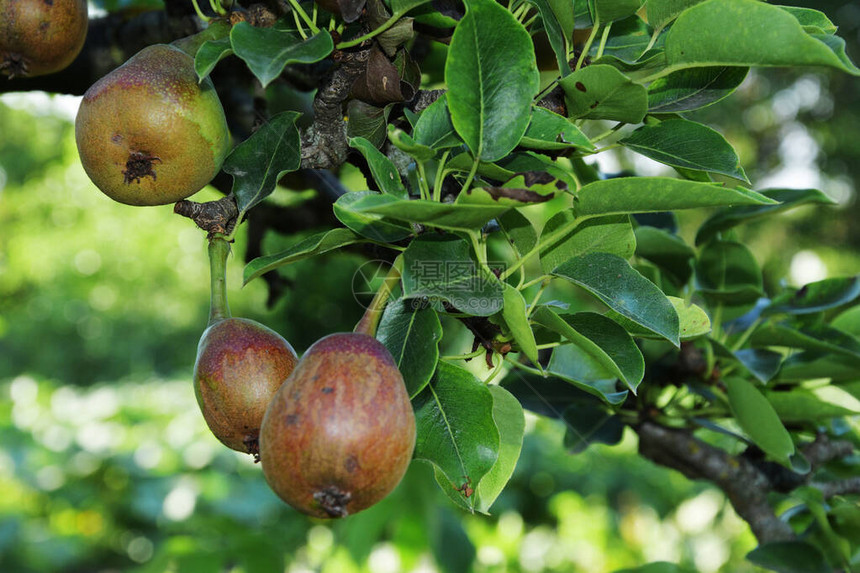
[501,373,597,416]
[347,100,393,148]
[349,137,408,198]
[413,95,461,150]
[552,253,680,345]
[644,0,706,30]
[333,192,414,242]
[634,226,694,285]
[500,284,540,366]
[194,37,233,81]
[767,386,860,423]
[746,541,830,573]
[725,376,795,466]
[535,307,645,392]
[413,361,500,512]
[402,235,504,316]
[390,0,433,14]
[497,210,537,257]
[540,211,636,274]
[445,0,540,161]
[777,352,860,383]
[594,15,652,64]
[350,194,511,232]
[575,177,776,217]
[520,107,595,151]
[607,296,710,340]
[695,188,835,245]
[832,304,860,337]
[620,119,748,182]
[732,348,783,384]
[546,345,628,405]
[562,400,624,453]
[751,322,860,362]
[223,111,302,215]
[764,276,860,316]
[695,240,763,304]
[388,126,437,162]
[231,25,333,88]
[548,0,575,44]
[474,386,525,513]
[560,65,648,123]
[377,299,442,398]
[243,228,365,284]
[780,6,837,36]
[648,66,749,113]
[664,0,860,76]
[589,0,644,23]
[525,0,572,76]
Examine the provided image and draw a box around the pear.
[75,44,231,206]
[194,317,298,457]
[259,332,416,518]
[0,0,88,78]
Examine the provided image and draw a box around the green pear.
[75,44,231,206]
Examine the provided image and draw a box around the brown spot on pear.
[0,0,87,78]
[75,44,231,206]
[194,318,297,457]
[259,333,416,518]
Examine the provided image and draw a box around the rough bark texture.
[636,422,857,545]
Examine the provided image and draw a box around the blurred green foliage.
[0,374,763,572]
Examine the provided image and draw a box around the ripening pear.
[260,333,416,518]
[75,44,231,206]
[0,0,88,78]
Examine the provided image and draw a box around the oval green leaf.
[695,188,835,245]
[540,211,636,274]
[401,235,504,316]
[223,111,302,216]
[664,0,860,76]
[648,66,749,113]
[500,284,540,367]
[474,385,525,513]
[552,252,680,346]
[412,361,500,512]
[231,24,334,88]
[620,118,748,182]
[725,376,795,466]
[377,298,443,398]
[349,137,408,198]
[243,228,365,284]
[560,64,648,123]
[574,177,776,217]
[445,0,540,161]
[333,192,414,242]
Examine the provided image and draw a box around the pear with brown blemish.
[259,332,416,518]
[193,239,298,459]
[0,0,88,78]
[75,43,231,206]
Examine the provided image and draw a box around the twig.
[300,48,372,169]
[636,422,796,544]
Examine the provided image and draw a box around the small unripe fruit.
[75,44,231,206]
[260,333,416,518]
[0,0,88,78]
[194,318,298,457]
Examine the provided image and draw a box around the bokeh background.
[1,1,859,571]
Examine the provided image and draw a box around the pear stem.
[207,236,232,326]
[354,255,403,337]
